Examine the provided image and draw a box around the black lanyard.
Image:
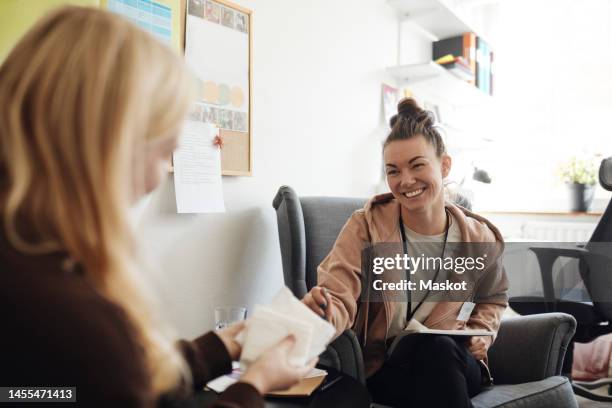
[398,209,450,322]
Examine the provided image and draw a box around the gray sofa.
[272,185,578,408]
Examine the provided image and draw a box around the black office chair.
[510,157,612,402]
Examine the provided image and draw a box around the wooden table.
[170,366,371,408]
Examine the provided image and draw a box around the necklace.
[398,209,450,321]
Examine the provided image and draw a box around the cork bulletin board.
[184,0,252,176]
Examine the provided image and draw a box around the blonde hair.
[0,6,194,393]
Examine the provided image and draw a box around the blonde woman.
[0,6,313,407]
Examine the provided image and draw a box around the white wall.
[137,0,399,338]
[469,0,612,212]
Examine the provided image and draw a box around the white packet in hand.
[269,287,335,360]
[240,305,313,368]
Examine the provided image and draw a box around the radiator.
[521,221,597,242]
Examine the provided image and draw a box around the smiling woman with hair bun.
[302,98,509,407]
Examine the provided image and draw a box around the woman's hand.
[215,321,245,361]
[468,336,488,360]
[302,286,332,321]
[241,335,318,394]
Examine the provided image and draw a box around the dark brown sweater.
[0,232,263,408]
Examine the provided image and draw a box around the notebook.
[387,318,494,356]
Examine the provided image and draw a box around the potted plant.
[557,157,597,212]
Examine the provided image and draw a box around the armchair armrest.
[318,329,365,385]
[488,313,576,385]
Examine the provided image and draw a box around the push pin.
[213,134,224,149]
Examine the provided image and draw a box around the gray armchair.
[273,185,578,407]
[272,185,367,384]
[474,313,577,407]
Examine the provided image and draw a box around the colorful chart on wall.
[0,0,99,61]
[101,0,183,52]
[0,0,184,61]
[185,0,252,176]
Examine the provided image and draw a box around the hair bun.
[397,97,423,119]
[384,98,445,155]
[389,97,434,129]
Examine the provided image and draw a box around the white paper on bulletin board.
[184,1,249,133]
[173,121,225,213]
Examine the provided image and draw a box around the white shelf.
[386,61,491,106]
[387,0,492,45]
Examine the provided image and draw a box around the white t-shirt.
[386,212,462,339]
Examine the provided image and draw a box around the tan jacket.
[317,193,509,376]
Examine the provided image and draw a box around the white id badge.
[457,302,475,322]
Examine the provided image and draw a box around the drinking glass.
[214,306,247,330]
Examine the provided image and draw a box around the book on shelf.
[443,65,475,81]
[434,54,456,65]
[483,40,491,95]
[436,56,475,81]
[432,33,477,82]
[475,36,483,91]
[435,55,470,69]
[434,33,493,95]
[489,51,494,96]
[432,35,463,61]
[463,32,476,85]
[475,37,493,95]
